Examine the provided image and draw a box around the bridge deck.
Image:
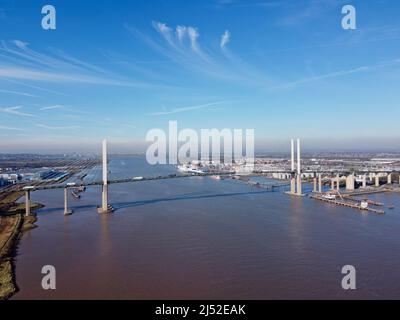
[0,171,236,194]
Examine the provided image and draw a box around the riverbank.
[0,191,43,215]
[0,214,37,300]
[0,191,40,300]
[0,214,21,300]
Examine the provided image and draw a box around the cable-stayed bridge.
[2,139,399,216]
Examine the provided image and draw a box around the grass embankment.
[0,191,40,300]
[0,214,22,300]
[0,191,43,215]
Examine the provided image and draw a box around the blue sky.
[0,0,400,153]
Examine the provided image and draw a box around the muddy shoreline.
[0,191,39,300]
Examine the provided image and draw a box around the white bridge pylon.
[288,138,304,197]
[97,139,113,214]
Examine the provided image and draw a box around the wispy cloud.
[187,27,200,53]
[220,30,231,48]
[35,123,80,130]
[0,40,167,88]
[276,0,344,27]
[0,65,129,85]
[0,124,24,131]
[38,104,91,116]
[269,58,400,90]
[0,89,37,97]
[176,25,187,42]
[126,22,273,86]
[149,101,227,116]
[152,22,203,56]
[122,123,137,129]
[3,78,66,96]
[39,104,64,111]
[214,0,345,26]
[0,106,36,117]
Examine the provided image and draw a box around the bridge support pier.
[388,173,392,185]
[25,190,31,216]
[296,174,302,196]
[286,138,303,196]
[290,175,296,194]
[346,174,355,191]
[64,187,73,215]
[362,175,367,188]
[98,139,113,214]
[375,175,380,187]
[331,178,335,190]
[101,184,109,212]
[318,174,322,193]
[313,176,317,193]
[336,174,340,190]
[289,139,296,195]
[295,139,303,196]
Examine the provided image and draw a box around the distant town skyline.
[1,0,400,152]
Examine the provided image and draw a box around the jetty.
[310,194,385,215]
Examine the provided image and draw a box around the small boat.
[322,194,336,200]
[360,201,369,209]
[177,165,204,174]
[388,205,395,210]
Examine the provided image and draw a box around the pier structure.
[361,175,367,188]
[318,174,322,193]
[97,139,113,214]
[346,174,355,191]
[296,139,302,196]
[330,175,343,190]
[313,172,323,193]
[287,138,304,196]
[22,186,36,216]
[310,194,385,215]
[64,187,73,216]
[25,189,31,216]
[327,172,393,191]
[313,175,317,193]
[331,175,337,190]
[290,139,296,194]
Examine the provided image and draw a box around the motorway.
[0,171,237,194]
[1,169,399,195]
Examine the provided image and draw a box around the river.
[12,156,400,299]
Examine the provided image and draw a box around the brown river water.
[12,156,400,299]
